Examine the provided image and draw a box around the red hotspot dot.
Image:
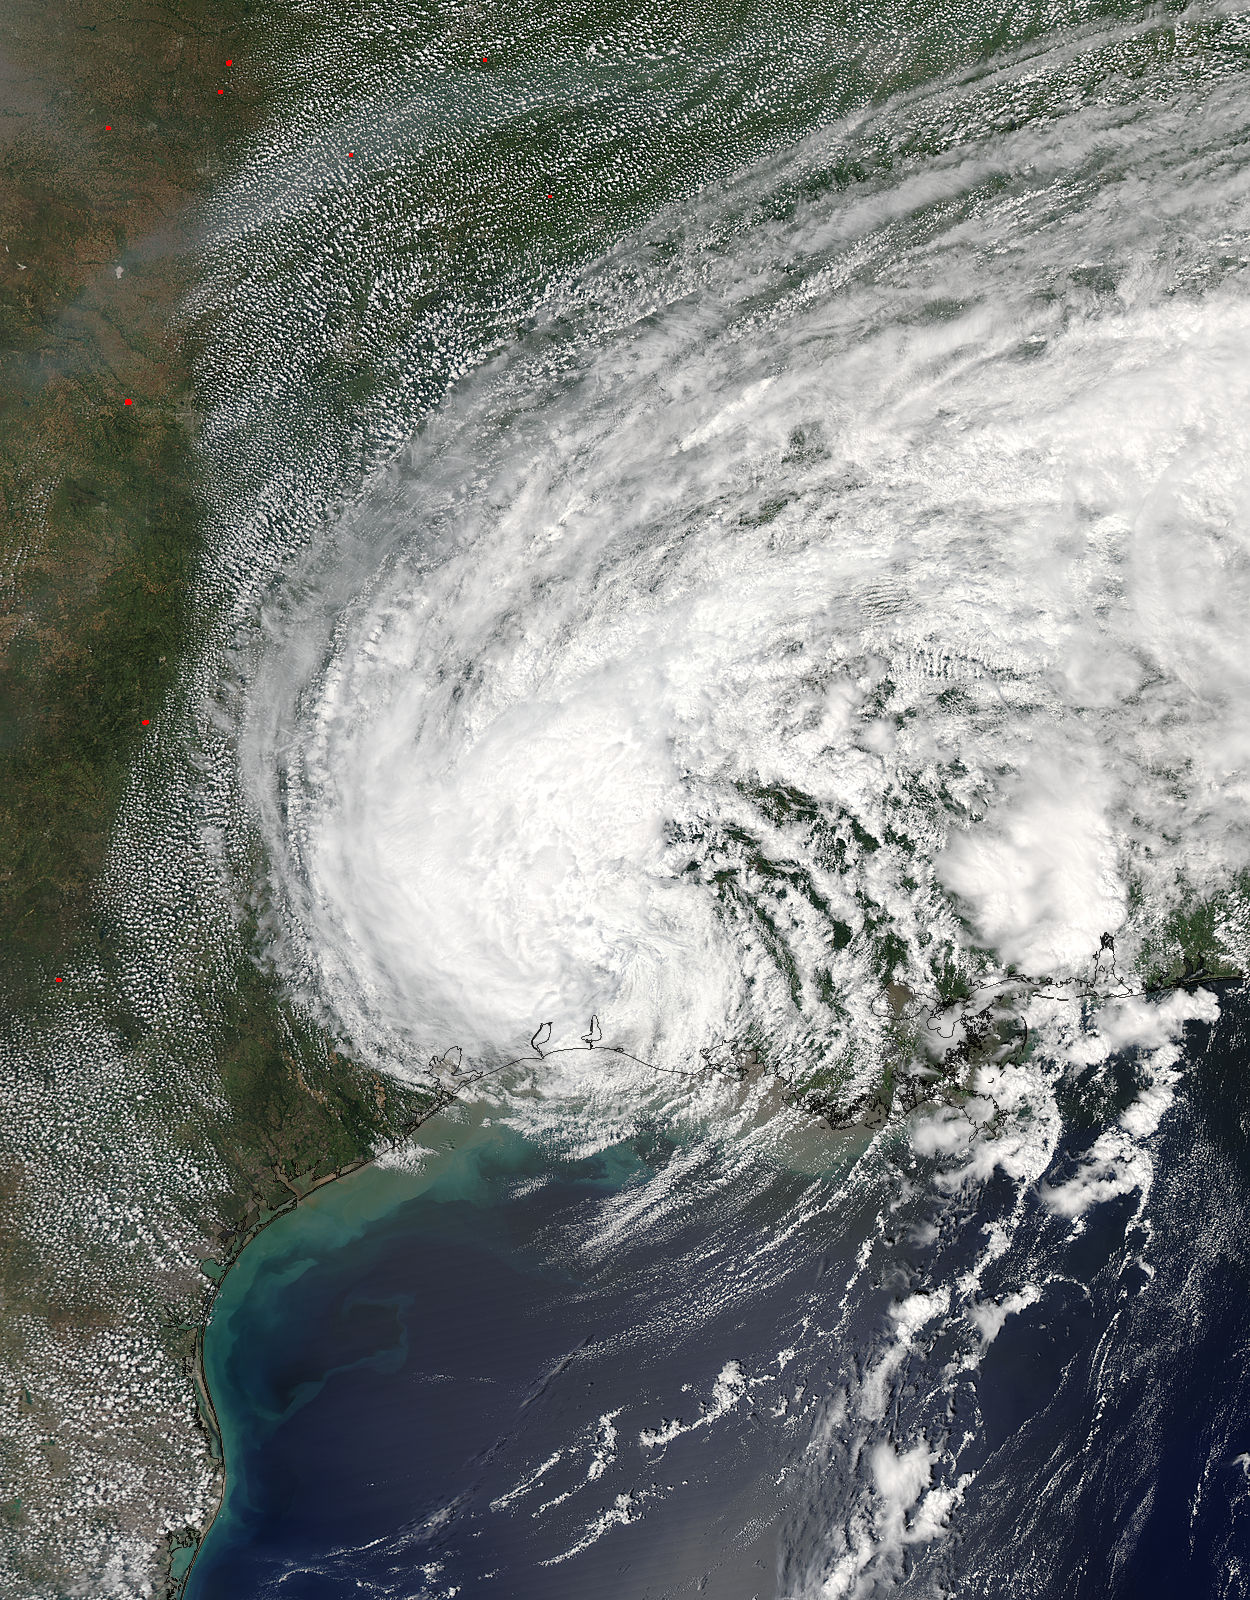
[55,977,63,983]
[105,124,112,130]
[141,719,150,726]
[348,151,355,157]
[226,58,233,64]
[124,397,133,405]
[218,88,225,94]
[483,55,488,62]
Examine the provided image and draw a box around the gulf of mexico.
[183,1104,875,1599]
[183,994,1250,1600]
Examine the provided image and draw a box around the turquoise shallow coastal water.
[184,1102,876,1598]
[191,1110,497,1577]
[185,1006,1250,1600]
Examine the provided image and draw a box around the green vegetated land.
[0,1,443,1589]
[0,0,429,1172]
[0,0,273,990]
[204,955,442,1240]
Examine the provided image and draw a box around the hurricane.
[157,0,1250,1592]
[198,1,1250,1082]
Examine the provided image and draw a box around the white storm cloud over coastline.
[182,14,1250,1568]
[221,28,1250,1093]
[170,5,1250,1595]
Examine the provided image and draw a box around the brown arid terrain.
[0,0,260,979]
[0,3,438,1593]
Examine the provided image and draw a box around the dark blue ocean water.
[186,999,1250,1600]
[187,1109,874,1600]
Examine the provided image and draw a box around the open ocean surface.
[186,989,1250,1599]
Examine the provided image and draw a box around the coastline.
[169,1085,461,1598]
[170,1045,677,1594]
[168,972,1245,1593]
[171,1041,736,1594]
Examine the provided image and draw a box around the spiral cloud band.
[217,15,1250,1096]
